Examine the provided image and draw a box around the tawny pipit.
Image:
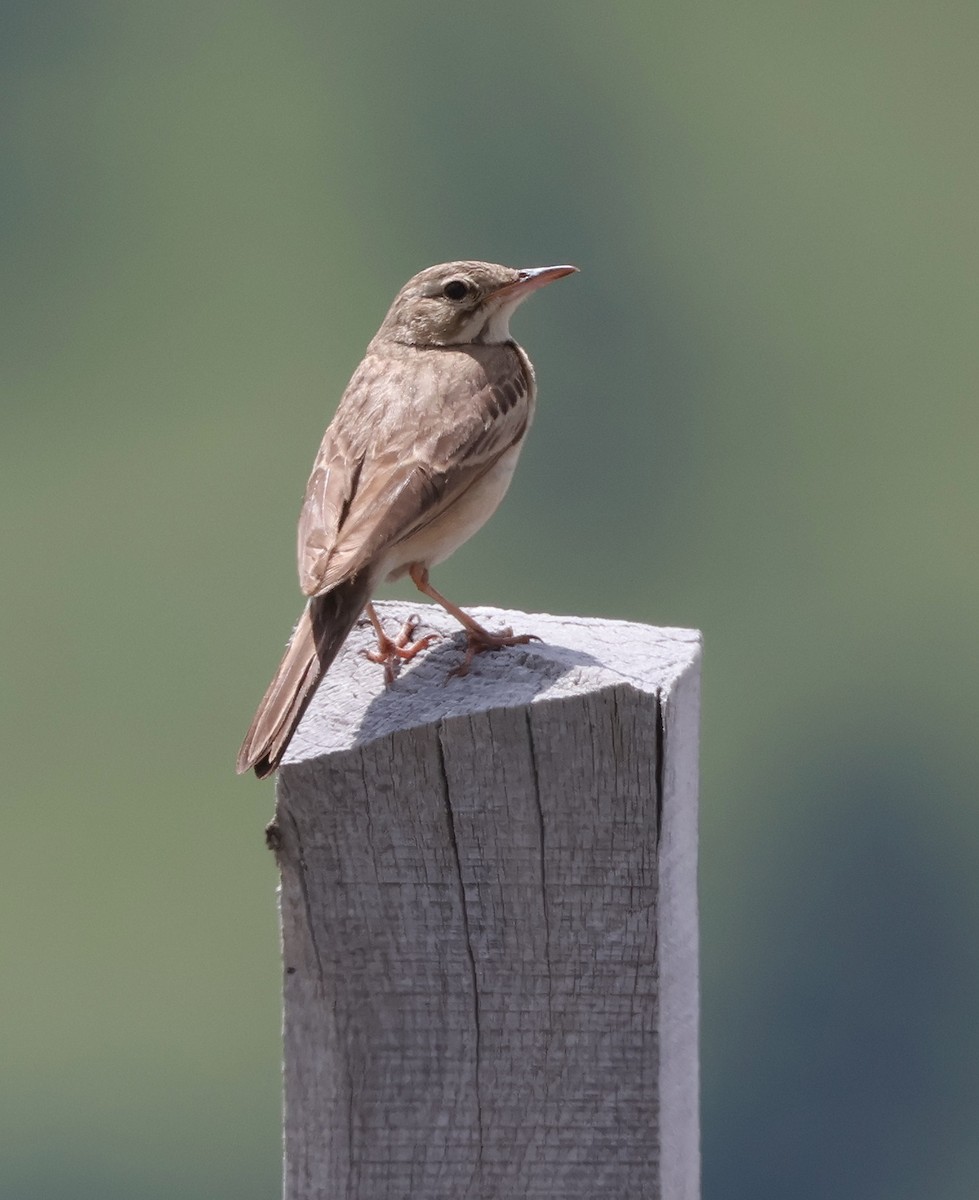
[237,260,577,778]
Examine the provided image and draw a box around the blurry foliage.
[3,2,978,1197]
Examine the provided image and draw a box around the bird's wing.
[296,434,363,595]
[297,346,531,597]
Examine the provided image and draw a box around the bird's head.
[376,260,578,348]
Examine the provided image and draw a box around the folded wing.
[297,346,531,597]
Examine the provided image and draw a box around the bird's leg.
[362,602,439,684]
[408,565,539,677]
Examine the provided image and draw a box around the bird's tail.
[236,575,371,778]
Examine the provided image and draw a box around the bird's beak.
[492,264,579,300]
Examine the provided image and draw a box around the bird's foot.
[449,626,541,679]
[363,613,440,684]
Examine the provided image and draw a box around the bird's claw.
[448,629,541,679]
[363,613,440,684]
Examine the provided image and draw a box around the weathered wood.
[270,602,701,1200]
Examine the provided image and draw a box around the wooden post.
[268,602,701,1200]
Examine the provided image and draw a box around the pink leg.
[408,565,539,677]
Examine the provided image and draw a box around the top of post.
[281,602,701,766]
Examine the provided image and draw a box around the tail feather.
[236,575,371,778]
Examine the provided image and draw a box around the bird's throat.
[471,299,523,345]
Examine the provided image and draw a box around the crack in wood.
[284,806,325,990]
[524,710,554,1036]
[435,723,485,1183]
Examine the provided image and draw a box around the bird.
[236,259,578,778]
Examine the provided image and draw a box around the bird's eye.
[442,279,470,301]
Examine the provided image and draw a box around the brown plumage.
[237,260,577,778]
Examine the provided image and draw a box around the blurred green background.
[3,2,978,1197]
